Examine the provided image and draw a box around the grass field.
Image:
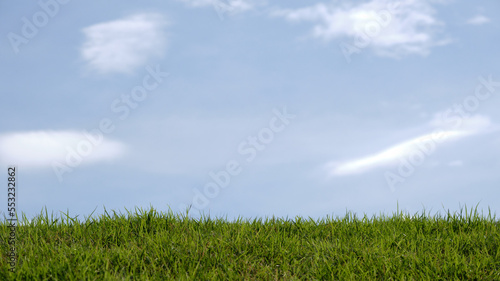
[1,205,499,280]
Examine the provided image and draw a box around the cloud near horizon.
[273,0,450,58]
[325,114,494,177]
[81,13,167,74]
[0,131,126,168]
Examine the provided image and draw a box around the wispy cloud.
[0,131,126,167]
[466,15,490,26]
[81,13,167,74]
[178,0,270,19]
[273,0,450,58]
[325,114,493,176]
[177,0,261,13]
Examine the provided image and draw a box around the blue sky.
[1,0,499,222]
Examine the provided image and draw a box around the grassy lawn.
[1,206,499,280]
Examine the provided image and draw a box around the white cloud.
[81,13,167,74]
[466,15,490,26]
[273,0,450,58]
[0,131,126,168]
[326,114,493,176]
[177,0,262,13]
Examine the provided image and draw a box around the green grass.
[1,205,499,280]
